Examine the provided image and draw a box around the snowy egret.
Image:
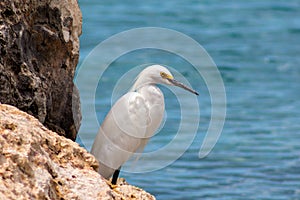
[91,65,198,184]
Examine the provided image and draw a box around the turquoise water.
[77,0,300,199]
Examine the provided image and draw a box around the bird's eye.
[160,72,173,79]
[160,72,168,79]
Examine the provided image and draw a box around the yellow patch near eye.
[160,72,173,80]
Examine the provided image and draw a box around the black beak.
[167,78,199,96]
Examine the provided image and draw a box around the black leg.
[111,167,121,185]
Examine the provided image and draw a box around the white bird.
[91,65,198,184]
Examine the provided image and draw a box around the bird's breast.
[137,85,165,137]
[138,85,164,105]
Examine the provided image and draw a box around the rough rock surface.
[0,0,82,140]
[0,104,155,200]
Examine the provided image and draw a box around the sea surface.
[76,0,300,199]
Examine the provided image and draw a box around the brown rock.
[0,0,82,140]
[0,104,156,200]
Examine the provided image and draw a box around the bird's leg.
[111,167,121,185]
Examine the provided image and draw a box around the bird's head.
[132,65,199,95]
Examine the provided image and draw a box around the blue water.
[76,0,300,199]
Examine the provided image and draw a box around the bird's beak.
[167,78,199,96]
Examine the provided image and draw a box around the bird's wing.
[91,92,150,178]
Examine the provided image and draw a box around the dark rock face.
[0,0,82,140]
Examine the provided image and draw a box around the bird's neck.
[130,74,164,104]
[130,75,155,92]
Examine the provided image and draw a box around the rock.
[0,0,82,140]
[0,104,156,200]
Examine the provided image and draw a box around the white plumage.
[91,65,198,182]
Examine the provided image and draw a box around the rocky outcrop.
[0,0,82,140]
[0,104,155,200]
